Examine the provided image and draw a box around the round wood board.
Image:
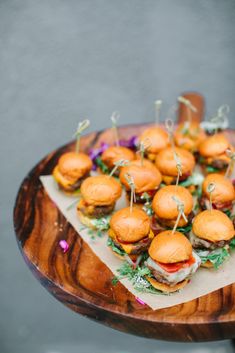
[13,123,235,342]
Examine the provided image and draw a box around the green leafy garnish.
[224,210,231,218]
[90,216,111,231]
[95,157,109,174]
[179,172,204,188]
[196,247,230,269]
[87,228,104,240]
[229,238,235,250]
[206,166,220,173]
[175,223,192,234]
[107,237,125,256]
[141,192,154,216]
[112,261,161,294]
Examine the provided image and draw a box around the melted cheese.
[108,229,154,254]
[162,175,175,185]
[53,166,72,188]
[146,252,201,284]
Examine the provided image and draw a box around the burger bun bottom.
[146,276,189,293]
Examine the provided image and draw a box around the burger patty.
[58,172,90,192]
[126,190,156,203]
[199,196,233,212]
[113,237,152,255]
[78,201,114,218]
[211,159,228,170]
[189,231,231,250]
[153,211,194,230]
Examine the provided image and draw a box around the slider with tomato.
[190,209,235,268]
[145,230,201,293]
[107,207,154,260]
[77,175,122,230]
[200,174,235,215]
[53,152,92,195]
[119,159,162,203]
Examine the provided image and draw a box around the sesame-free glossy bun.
[152,185,193,220]
[174,122,206,152]
[110,207,150,243]
[155,147,195,177]
[119,159,162,193]
[101,146,135,169]
[148,230,192,263]
[139,126,169,154]
[192,209,235,242]
[202,174,235,203]
[58,152,92,180]
[146,276,189,293]
[198,133,230,157]
[80,175,122,206]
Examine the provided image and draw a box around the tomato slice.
[157,256,195,273]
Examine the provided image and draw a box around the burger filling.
[189,230,235,268]
[107,229,154,256]
[77,199,115,218]
[199,156,229,173]
[53,166,90,193]
[199,196,233,214]
[126,189,157,203]
[151,212,194,235]
[145,252,201,286]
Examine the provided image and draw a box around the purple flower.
[135,297,146,305]
[119,136,138,149]
[59,240,69,253]
[88,142,109,161]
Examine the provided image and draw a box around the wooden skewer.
[124,173,136,213]
[171,196,187,235]
[74,119,90,153]
[110,111,120,147]
[109,159,129,177]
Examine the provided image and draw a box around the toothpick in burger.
[198,133,234,174]
[190,209,235,268]
[200,173,235,215]
[151,185,194,235]
[119,159,162,203]
[107,207,154,260]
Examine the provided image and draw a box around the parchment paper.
[40,175,235,310]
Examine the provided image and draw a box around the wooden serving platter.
[13,92,235,341]
[13,122,235,342]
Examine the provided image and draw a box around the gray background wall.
[1,1,235,352]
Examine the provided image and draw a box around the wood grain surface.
[13,94,235,342]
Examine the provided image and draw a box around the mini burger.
[155,147,196,187]
[174,121,206,154]
[77,175,122,229]
[107,207,154,259]
[53,152,92,195]
[119,159,162,203]
[200,174,235,214]
[138,126,169,161]
[151,185,194,234]
[190,209,235,268]
[145,230,201,293]
[100,146,135,175]
[198,133,234,173]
